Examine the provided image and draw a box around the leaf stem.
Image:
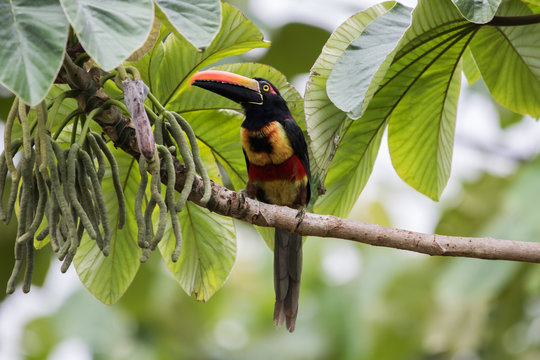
[53,109,83,140]
[77,108,102,146]
[488,14,540,26]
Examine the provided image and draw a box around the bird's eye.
[262,84,270,92]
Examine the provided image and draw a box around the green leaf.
[469,1,540,117]
[305,3,394,217]
[59,0,154,71]
[126,22,170,89]
[388,61,463,200]
[327,2,412,119]
[46,85,79,131]
[257,23,331,79]
[155,0,221,50]
[494,100,524,129]
[0,0,69,105]
[138,3,269,108]
[377,0,475,200]
[451,0,502,23]
[74,149,140,305]
[158,202,236,301]
[462,46,481,85]
[522,0,540,12]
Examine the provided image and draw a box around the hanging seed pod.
[17,169,48,245]
[158,145,183,262]
[0,139,22,221]
[141,195,157,262]
[4,163,22,225]
[6,254,24,294]
[86,133,106,182]
[163,114,195,212]
[6,148,35,294]
[22,223,35,293]
[46,138,78,260]
[35,100,49,178]
[47,188,61,254]
[154,115,164,145]
[172,112,211,205]
[18,100,32,160]
[76,160,104,251]
[146,157,168,257]
[36,226,49,241]
[66,143,98,240]
[78,150,111,255]
[91,132,126,229]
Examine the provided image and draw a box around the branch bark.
[62,56,540,265]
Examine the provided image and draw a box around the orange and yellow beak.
[190,70,263,105]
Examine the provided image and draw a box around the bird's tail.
[273,228,302,332]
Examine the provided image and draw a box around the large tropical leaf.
[386,0,475,200]
[469,0,540,117]
[60,0,154,71]
[74,149,140,305]
[305,3,394,179]
[327,2,413,119]
[0,0,69,105]
[451,0,502,23]
[318,0,476,206]
[305,3,394,217]
[158,202,236,301]
[154,0,221,50]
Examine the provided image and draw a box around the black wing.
[280,116,311,203]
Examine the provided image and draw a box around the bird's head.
[190,70,290,125]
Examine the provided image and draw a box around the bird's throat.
[241,121,294,166]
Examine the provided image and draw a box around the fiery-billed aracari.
[190,70,310,332]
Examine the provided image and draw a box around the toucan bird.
[190,70,311,332]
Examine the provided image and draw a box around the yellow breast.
[253,178,308,208]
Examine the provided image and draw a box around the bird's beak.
[190,70,263,105]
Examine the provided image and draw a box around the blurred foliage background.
[3,0,540,359]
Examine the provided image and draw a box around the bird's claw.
[237,189,247,209]
[295,208,306,231]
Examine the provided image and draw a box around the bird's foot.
[295,208,306,231]
[237,189,248,209]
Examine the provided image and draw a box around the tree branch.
[182,170,540,264]
[62,56,540,265]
